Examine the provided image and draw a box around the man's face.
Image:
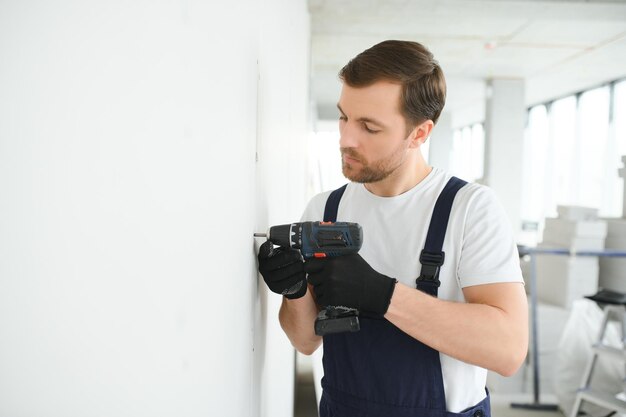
[337,80,414,184]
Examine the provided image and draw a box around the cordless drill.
[255,221,363,336]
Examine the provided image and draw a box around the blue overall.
[318,178,491,417]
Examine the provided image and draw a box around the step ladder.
[569,303,626,417]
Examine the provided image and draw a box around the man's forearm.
[278,285,322,355]
[385,282,528,376]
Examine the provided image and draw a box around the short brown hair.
[339,40,446,127]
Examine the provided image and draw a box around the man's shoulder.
[419,169,491,207]
[301,185,348,221]
[455,181,499,209]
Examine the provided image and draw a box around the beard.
[341,144,407,183]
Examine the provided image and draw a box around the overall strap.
[416,176,467,296]
[323,184,348,222]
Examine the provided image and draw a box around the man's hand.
[257,240,307,299]
[304,254,397,316]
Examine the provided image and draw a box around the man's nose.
[339,122,359,149]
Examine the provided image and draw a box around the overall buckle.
[416,250,445,289]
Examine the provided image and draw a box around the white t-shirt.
[301,167,523,413]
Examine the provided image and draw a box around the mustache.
[340,148,363,162]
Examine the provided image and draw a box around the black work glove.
[257,240,307,299]
[304,254,397,316]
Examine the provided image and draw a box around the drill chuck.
[268,224,294,249]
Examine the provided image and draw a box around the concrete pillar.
[483,79,525,238]
[429,111,453,172]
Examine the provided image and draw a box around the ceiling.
[309,0,626,127]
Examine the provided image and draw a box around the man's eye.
[363,124,379,134]
[339,115,347,121]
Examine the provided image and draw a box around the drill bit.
[254,233,267,238]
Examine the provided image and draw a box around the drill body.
[268,221,362,259]
[263,221,363,336]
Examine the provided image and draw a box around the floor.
[294,371,565,417]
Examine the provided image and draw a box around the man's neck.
[364,158,432,197]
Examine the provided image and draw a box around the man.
[258,40,528,417]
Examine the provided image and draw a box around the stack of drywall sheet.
[542,210,606,250]
[557,205,600,222]
[536,207,607,309]
[599,219,626,294]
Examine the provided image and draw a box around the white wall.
[256,2,311,417]
[0,1,310,416]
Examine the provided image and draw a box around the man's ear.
[407,120,434,148]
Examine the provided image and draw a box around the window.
[578,87,611,214]
[549,96,577,216]
[451,123,484,182]
[521,79,626,243]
